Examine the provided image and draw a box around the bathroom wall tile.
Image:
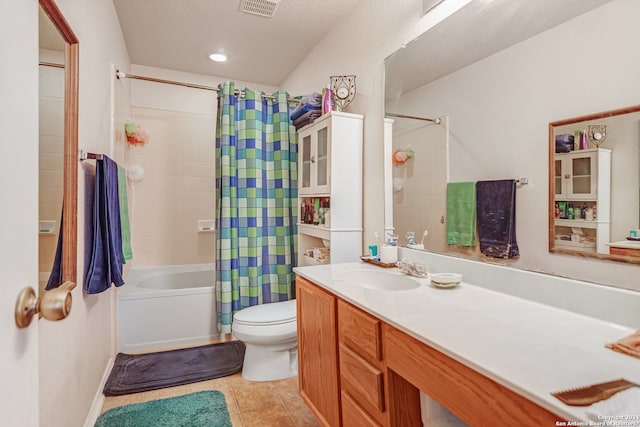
[197,205,215,220]
[39,135,64,153]
[39,116,64,137]
[39,97,64,119]
[184,146,215,163]
[39,170,63,188]
[184,161,215,178]
[130,108,215,267]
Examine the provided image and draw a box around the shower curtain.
[215,81,298,334]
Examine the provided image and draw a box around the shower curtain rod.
[115,70,299,103]
[39,61,64,69]
[386,112,441,124]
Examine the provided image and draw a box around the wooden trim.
[548,122,556,254]
[39,0,78,44]
[610,246,640,257]
[384,324,564,427]
[40,0,78,285]
[549,105,640,128]
[61,41,78,284]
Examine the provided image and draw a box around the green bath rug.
[95,391,231,427]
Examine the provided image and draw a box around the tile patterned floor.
[100,342,320,426]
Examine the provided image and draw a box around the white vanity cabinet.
[553,148,611,254]
[297,112,363,266]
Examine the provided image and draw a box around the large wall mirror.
[548,106,640,264]
[39,0,78,289]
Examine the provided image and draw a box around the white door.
[0,1,40,426]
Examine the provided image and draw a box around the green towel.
[446,182,477,247]
[117,165,133,262]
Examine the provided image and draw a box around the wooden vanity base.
[384,324,564,426]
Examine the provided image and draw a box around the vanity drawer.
[338,300,382,363]
[341,390,382,427]
[339,343,385,413]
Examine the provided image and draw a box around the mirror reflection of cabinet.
[299,123,330,195]
[554,150,601,200]
[552,149,610,254]
[549,105,640,263]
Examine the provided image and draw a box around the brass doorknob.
[15,281,75,328]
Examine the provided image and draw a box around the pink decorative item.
[392,146,414,166]
[124,121,150,147]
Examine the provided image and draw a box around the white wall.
[285,0,640,292]
[389,0,640,291]
[282,0,473,253]
[37,1,132,426]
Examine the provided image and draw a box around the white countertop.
[294,262,640,423]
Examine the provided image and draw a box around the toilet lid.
[233,299,296,326]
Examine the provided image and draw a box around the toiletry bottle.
[573,130,581,151]
[580,130,588,150]
[322,82,334,115]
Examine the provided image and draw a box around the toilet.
[231,299,298,382]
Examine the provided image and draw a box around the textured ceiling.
[113,0,361,86]
[385,0,616,101]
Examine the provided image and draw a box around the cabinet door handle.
[311,156,316,163]
[565,174,571,179]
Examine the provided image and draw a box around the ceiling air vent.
[239,0,281,18]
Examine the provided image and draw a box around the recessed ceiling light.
[209,53,227,62]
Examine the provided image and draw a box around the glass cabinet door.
[301,135,311,190]
[554,159,564,198]
[571,155,593,196]
[316,127,328,188]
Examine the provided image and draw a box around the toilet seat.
[233,299,296,326]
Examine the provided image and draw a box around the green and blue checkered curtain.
[215,81,298,333]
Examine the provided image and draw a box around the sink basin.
[337,270,422,291]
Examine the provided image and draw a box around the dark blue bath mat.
[103,341,245,396]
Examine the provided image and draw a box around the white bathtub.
[117,264,221,352]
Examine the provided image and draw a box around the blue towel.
[44,211,63,290]
[293,109,321,128]
[85,156,125,294]
[476,179,519,259]
[290,92,322,121]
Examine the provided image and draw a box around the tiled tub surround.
[294,255,640,424]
